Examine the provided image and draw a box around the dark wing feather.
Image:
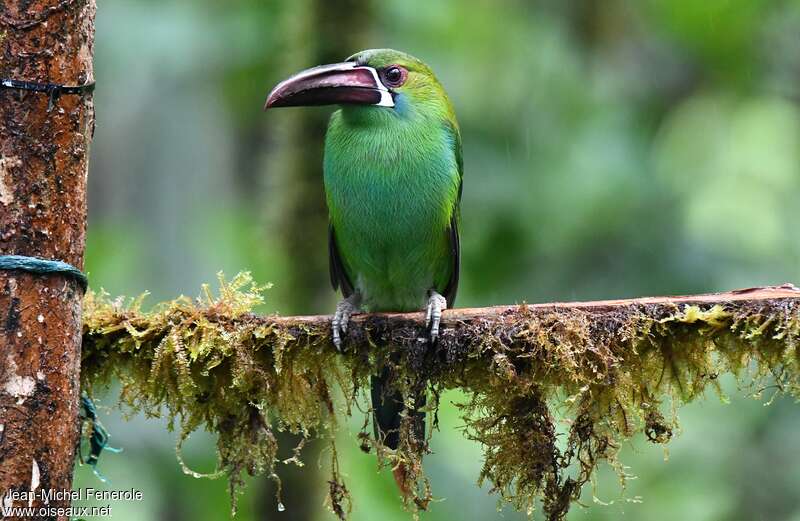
[443,210,460,304]
[328,223,354,298]
[442,119,463,306]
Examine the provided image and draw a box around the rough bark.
[0,0,96,518]
[268,284,800,330]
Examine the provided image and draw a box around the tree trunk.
[259,1,373,518]
[0,0,96,518]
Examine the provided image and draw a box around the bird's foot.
[332,294,361,351]
[425,290,447,343]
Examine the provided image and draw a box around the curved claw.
[332,294,360,351]
[425,290,447,343]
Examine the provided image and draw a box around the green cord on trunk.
[0,254,88,292]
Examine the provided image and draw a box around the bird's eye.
[381,66,407,88]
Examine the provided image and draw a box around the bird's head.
[265,49,452,121]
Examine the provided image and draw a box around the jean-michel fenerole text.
[3,488,144,503]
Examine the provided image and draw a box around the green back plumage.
[323,49,462,312]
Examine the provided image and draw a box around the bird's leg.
[332,293,361,351]
[425,290,448,343]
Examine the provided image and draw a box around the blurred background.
[74,0,800,519]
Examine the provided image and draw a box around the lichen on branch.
[80,275,800,520]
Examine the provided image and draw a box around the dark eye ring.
[382,66,406,88]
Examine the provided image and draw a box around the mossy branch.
[80,274,800,520]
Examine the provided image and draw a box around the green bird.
[265,48,462,492]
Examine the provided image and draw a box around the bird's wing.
[329,223,354,298]
[442,119,463,305]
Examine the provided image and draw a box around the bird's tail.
[370,366,426,497]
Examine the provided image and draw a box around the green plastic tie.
[0,254,88,292]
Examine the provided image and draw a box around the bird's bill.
[264,62,394,109]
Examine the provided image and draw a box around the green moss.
[81,274,800,520]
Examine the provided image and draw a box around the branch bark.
[79,280,800,519]
[0,0,96,517]
[269,284,800,331]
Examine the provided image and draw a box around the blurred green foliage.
[80,0,800,519]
